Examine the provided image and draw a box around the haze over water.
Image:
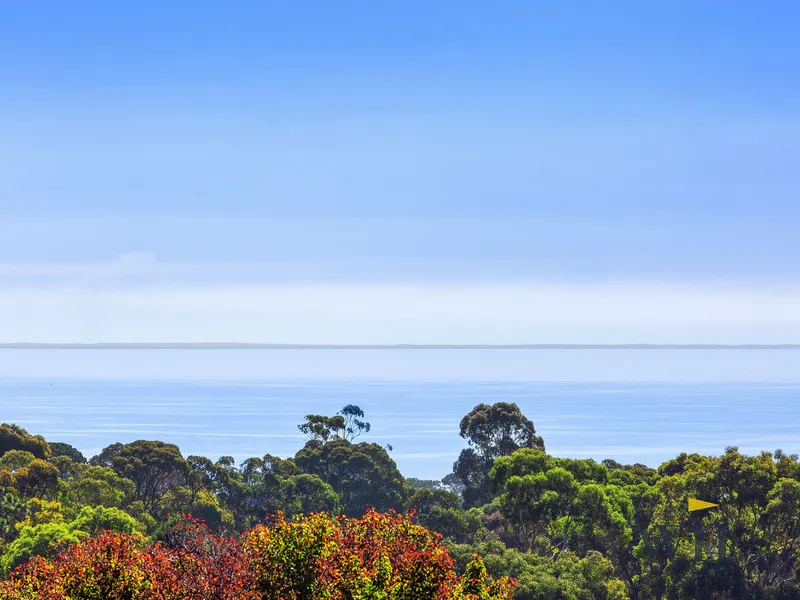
[2,349,799,479]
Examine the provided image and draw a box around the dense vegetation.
[1,403,799,599]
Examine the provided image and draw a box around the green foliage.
[0,493,27,544]
[12,459,59,498]
[295,437,407,517]
[459,403,544,462]
[69,506,142,535]
[408,477,444,490]
[638,447,800,599]
[455,403,544,508]
[48,442,86,464]
[65,463,135,507]
[106,439,188,513]
[1,513,515,600]
[0,522,87,575]
[408,487,462,513]
[235,454,340,526]
[0,425,50,460]
[2,408,800,599]
[88,441,123,467]
[338,404,372,441]
[298,404,372,443]
[450,542,626,600]
[0,504,144,575]
[407,487,480,544]
[0,451,36,473]
[298,413,340,442]
[442,472,466,495]
[279,472,341,516]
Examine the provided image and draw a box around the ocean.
[2,349,800,479]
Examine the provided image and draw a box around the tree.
[9,405,800,599]
[453,403,544,508]
[407,488,462,515]
[48,442,86,464]
[491,453,580,553]
[237,454,339,522]
[295,438,407,517]
[2,513,515,600]
[0,450,35,473]
[106,440,188,513]
[0,532,176,600]
[65,463,136,508]
[184,454,232,507]
[297,404,372,443]
[69,506,142,535]
[0,523,87,575]
[459,403,544,462]
[407,487,480,544]
[14,498,64,529]
[13,459,60,499]
[0,502,144,576]
[408,477,444,490]
[298,414,337,442]
[239,454,298,517]
[88,442,123,467]
[0,492,27,544]
[0,424,50,460]
[455,447,494,508]
[449,542,627,600]
[243,510,515,600]
[337,404,371,441]
[488,449,635,562]
[154,516,256,599]
[276,473,340,518]
[645,448,800,599]
[442,472,466,495]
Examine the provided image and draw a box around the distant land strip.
[1,343,800,350]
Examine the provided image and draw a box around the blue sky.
[1,1,799,344]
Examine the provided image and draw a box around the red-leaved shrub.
[0,511,515,600]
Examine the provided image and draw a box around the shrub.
[1,511,516,600]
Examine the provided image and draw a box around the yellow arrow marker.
[688,498,719,512]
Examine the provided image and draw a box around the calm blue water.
[3,377,800,479]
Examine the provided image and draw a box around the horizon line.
[2,343,800,350]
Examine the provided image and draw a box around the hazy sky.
[1,2,799,344]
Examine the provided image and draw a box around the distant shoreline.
[1,344,799,350]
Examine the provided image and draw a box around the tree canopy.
[455,403,545,508]
[2,401,800,599]
[298,404,372,442]
[0,425,51,460]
